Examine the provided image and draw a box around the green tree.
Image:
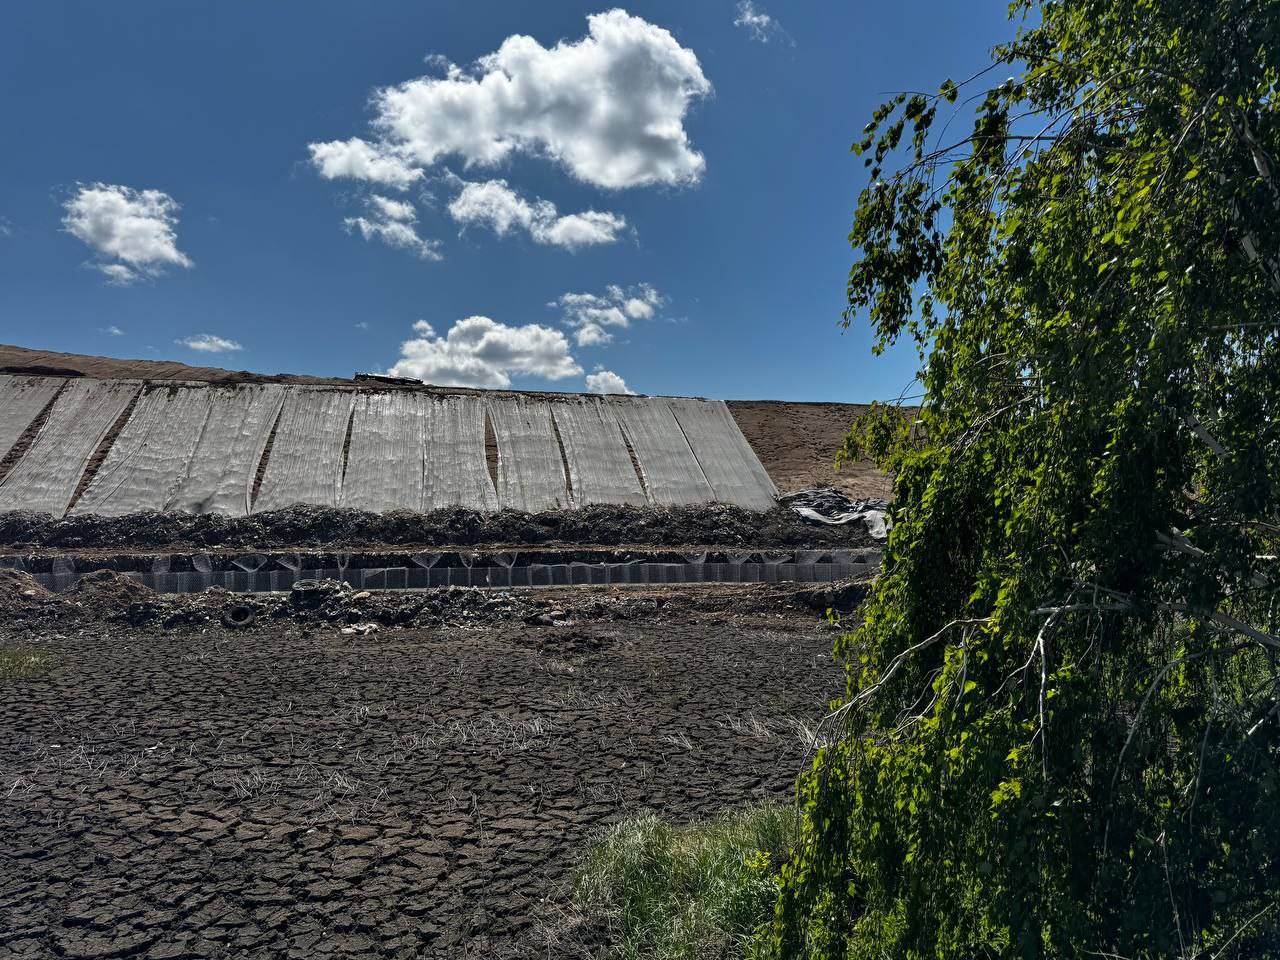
[762,1,1280,956]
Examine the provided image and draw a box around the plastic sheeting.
[610,397,714,505]
[423,396,498,511]
[253,388,353,513]
[485,397,568,512]
[73,386,212,517]
[0,379,781,516]
[549,398,647,506]
[779,489,890,538]
[340,391,427,513]
[166,384,285,515]
[0,376,63,462]
[0,379,139,516]
[667,398,778,510]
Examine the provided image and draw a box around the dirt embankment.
[0,344,340,385]
[0,503,877,553]
[728,400,893,498]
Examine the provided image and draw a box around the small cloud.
[95,263,139,286]
[0,217,12,238]
[448,179,627,250]
[367,195,416,222]
[734,1,792,44]
[99,325,125,336]
[355,321,370,331]
[552,283,665,347]
[308,138,423,190]
[386,315,581,388]
[574,323,611,347]
[585,368,635,395]
[177,334,243,354]
[62,183,193,285]
[344,194,441,260]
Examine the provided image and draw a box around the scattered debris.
[0,575,872,632]
[69,569,155,604]
[290,577,345,609]
[353,372,423,386]
[220,601,259,628]
[779,489,891,539]
[0,567,57,621]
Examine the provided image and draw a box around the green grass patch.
[574,800,792,960]
[0,646,53,680]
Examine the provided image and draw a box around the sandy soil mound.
[0,567,57,622]
[69,569,155,603]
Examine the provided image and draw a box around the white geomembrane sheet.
[0,380,779,516]
[667,398,778,510]
[73,386,212,517]
[341,392,427,513]
[423,396,498,511]
[550,398,647,506]
[486,397,568,512]
[0,379,139,516]
[253,388,353,513]
[611,397,715,505]
[0,376,64,462]
[166,384,285,515]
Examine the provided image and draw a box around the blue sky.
[0,2,1014,401]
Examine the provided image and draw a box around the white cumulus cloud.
[552,282,664,346]
[344,194,441,260]
[387,316,582,388]
[309,10,711,190]
[448,179,626,249]
[177,334,242,354]
[734,1,791,44]
[308,138,423,190]
[62,183,193,285]
[100,325,125,336]
[585,368,635,395]
[96,264,139,286]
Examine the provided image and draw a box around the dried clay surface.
[0,575,853,959]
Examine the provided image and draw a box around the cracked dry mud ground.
[0,609,843,958]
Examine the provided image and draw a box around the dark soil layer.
[0,585,846,959]
[0,503,873,552]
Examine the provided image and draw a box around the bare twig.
[827,618,990,725]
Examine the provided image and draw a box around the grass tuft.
[574,800,792,960]
[0,646,53,681]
